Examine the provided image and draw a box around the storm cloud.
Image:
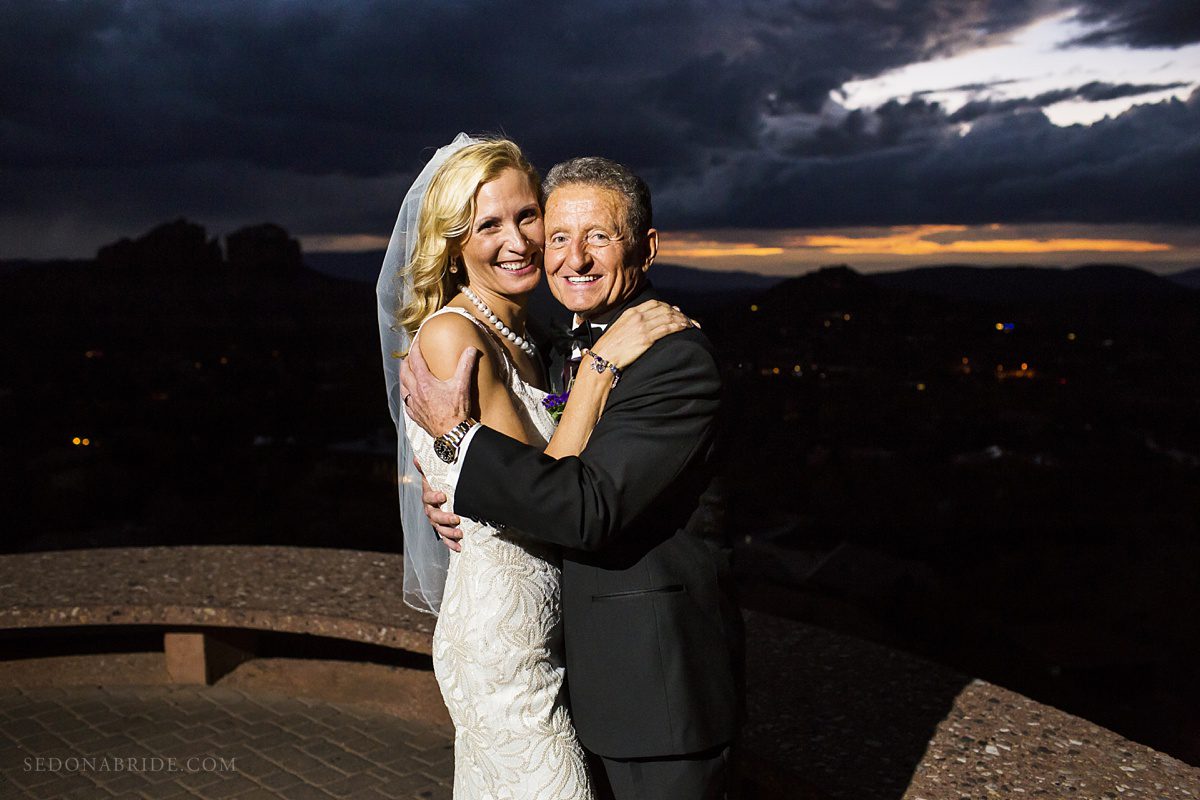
[1,0,1197,256]
[1070,0,1200,48]
[947,81,1192,122]
[661,87,1200,228]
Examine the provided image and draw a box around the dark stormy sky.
[2,0,1198,272]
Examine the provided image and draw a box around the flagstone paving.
[0,684,453,799]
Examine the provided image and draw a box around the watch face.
[434,438,457,464]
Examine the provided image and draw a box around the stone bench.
[0,546,433,685]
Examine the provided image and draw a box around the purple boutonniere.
[542,390,569,423]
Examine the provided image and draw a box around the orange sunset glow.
[656,241,785,258]
[304,226,1173,259]
[649,223,1196,275]
[793,225,1172,256]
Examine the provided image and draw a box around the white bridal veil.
[377,132,479,615]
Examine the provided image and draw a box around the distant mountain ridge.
[8,234,1193,305]
[868,264,1195,302]
[304,250,386,283]
[1167,266,1200,290]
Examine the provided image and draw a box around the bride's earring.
[449,257,459,275]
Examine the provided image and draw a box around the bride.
[377,134,693,798]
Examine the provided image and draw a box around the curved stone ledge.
[0,546,434,654]
[2,548,1197,798]
[741,610,1199,799]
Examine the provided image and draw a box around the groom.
[401,156,742,799]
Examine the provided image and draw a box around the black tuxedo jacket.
[456,284,743,759]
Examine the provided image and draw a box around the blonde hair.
[397,138,540,345]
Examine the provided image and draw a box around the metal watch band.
[433,417,479,464]
[444,418,476,445]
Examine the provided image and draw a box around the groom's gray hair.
[543,157,653,244]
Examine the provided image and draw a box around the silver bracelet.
[582,348,622,388]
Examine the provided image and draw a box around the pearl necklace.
[459,285,537,358]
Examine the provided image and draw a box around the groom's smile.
[544,184,657,321]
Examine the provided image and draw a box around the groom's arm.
[455,331,720,552]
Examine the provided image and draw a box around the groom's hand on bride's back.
[413,459,464,552]
[399,341,479,436]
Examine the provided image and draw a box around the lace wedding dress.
[406,307,593,800]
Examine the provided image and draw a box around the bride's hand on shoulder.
[592,300,697,368]
[545,300,695,459]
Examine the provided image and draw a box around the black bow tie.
[569,321,605,349]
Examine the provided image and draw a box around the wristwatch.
[434,418,479,464]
